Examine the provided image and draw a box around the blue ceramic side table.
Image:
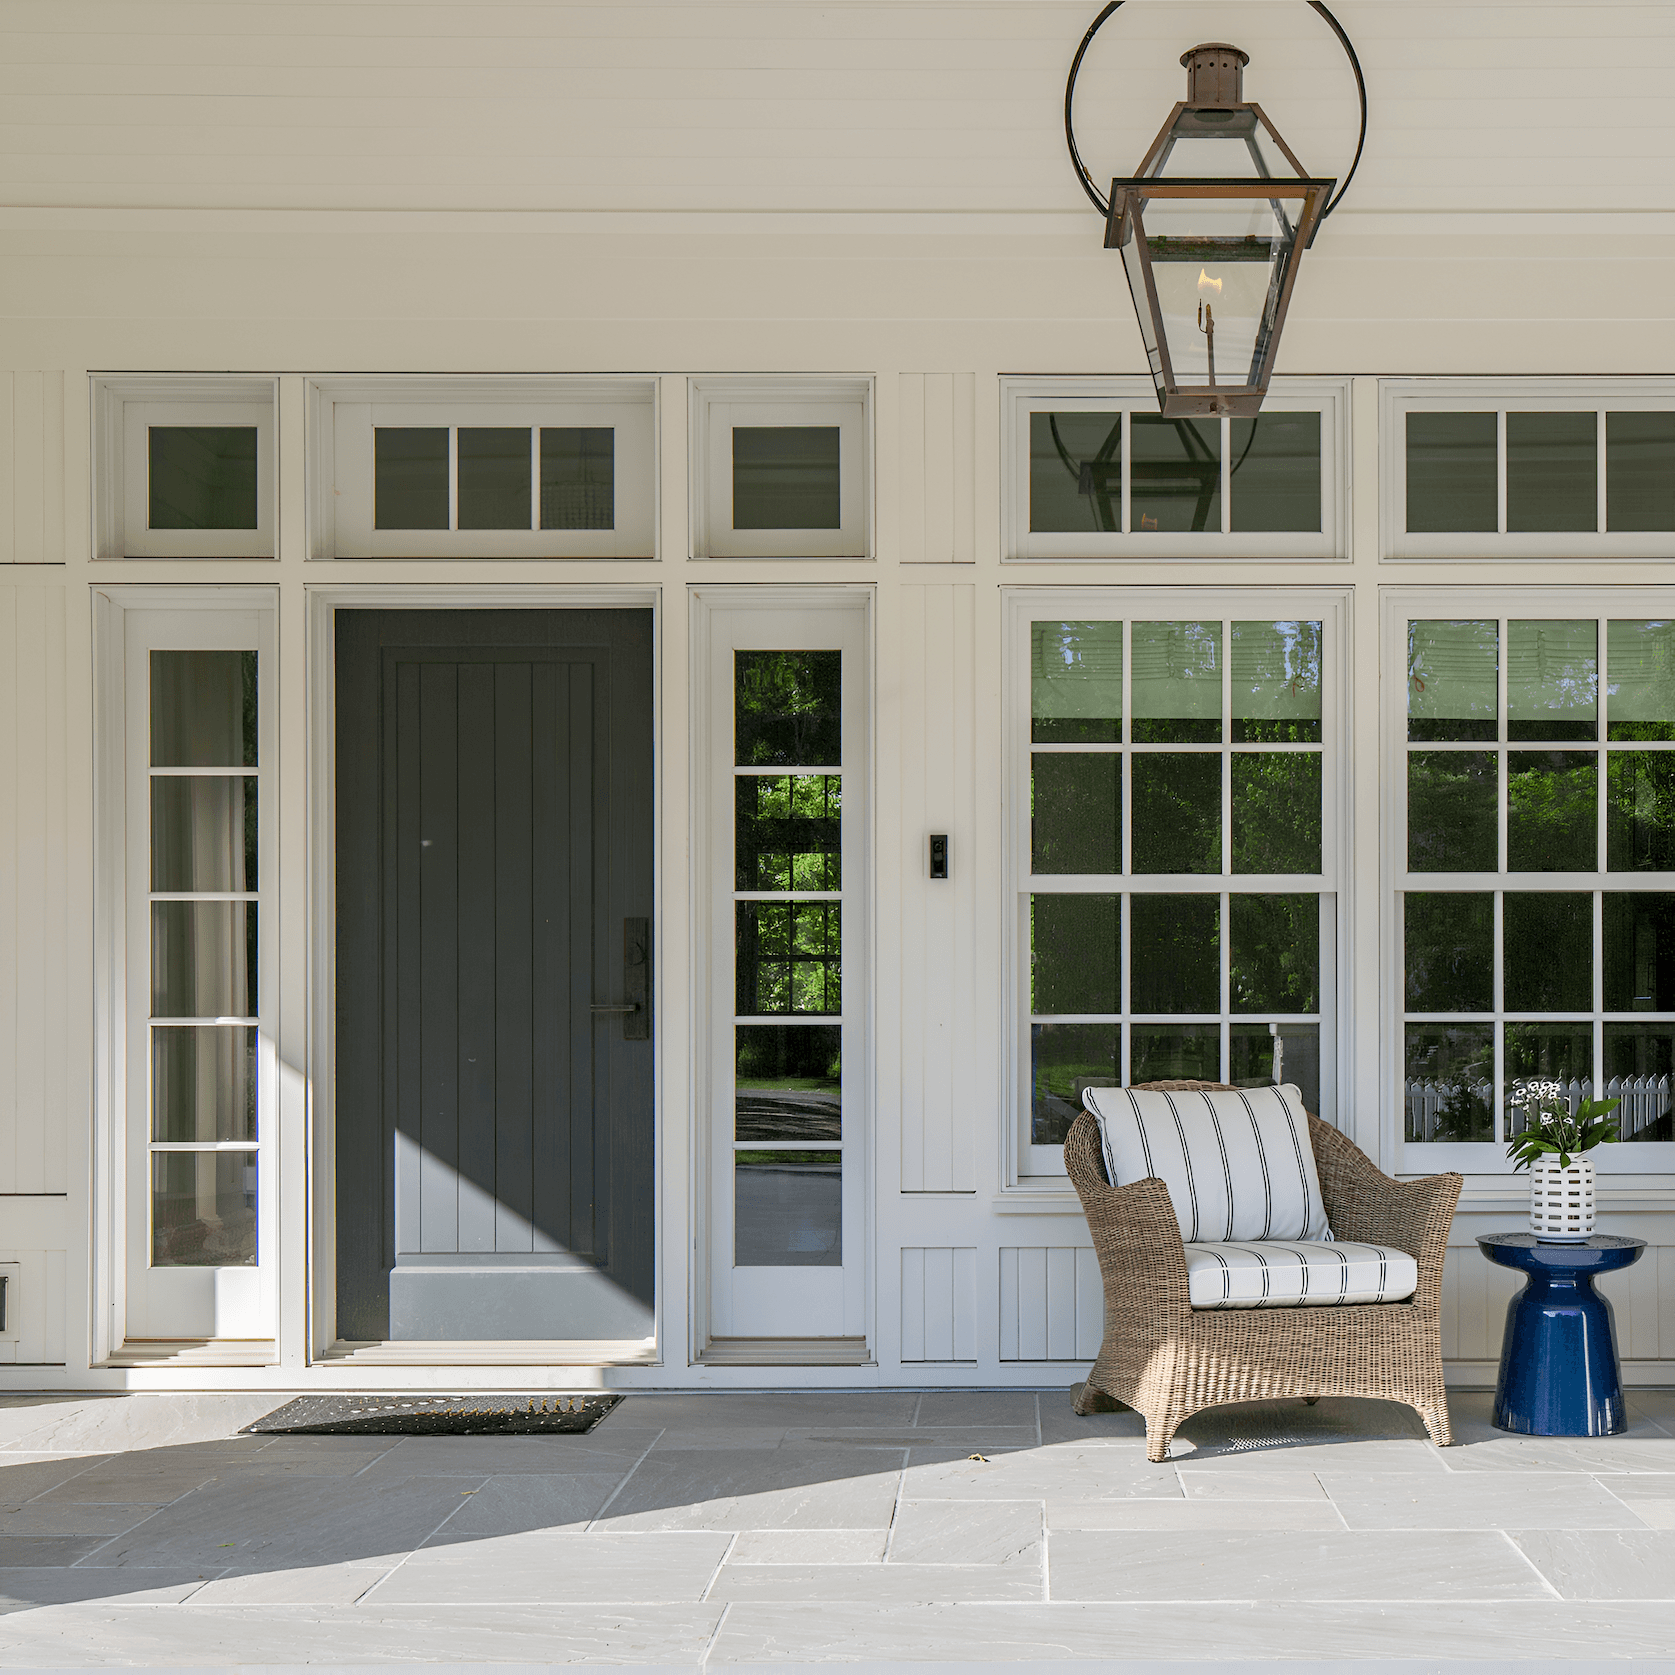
[1477,1232,1646,1437]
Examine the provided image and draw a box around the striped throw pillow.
[1184,1241,1417,1309]
[1082,1084,1331,1243]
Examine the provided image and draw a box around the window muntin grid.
[1402,616,1675,1148]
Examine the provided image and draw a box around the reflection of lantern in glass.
[1106,44,1335,415]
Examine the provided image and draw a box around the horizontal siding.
[0,5,1671,213]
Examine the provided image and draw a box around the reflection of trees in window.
[735,652,841,766]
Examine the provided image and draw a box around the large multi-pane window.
[1401,612,1675,1158]
[1015,594,1341,1175]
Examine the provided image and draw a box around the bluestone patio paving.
[0,1387,1671,1663]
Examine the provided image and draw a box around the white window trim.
[1381,378,1675,562]
[92,376,278,561]
[1002,585,1353,1193]
[1000,377,1349,562]
[91,586,281,1365]
[689,379,873,560]
[688,585,875,1361]
[1384,583,1675,1184]
[303,583,667,1366]
[307,376,658,560]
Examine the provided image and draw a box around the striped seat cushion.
[1083,1084,1330,1243]
[1184,1240,1418,1309]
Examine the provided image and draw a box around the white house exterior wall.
[2,1,1675,1387]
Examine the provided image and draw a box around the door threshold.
[699,1336,872,1367]
[102,1340,280,1369]
[322,1339,658,1367]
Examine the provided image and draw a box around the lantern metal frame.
[1065,3,1368,417]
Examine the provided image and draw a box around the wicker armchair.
[1066,1081,1462,1461]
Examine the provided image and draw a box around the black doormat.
[242,1392,623,1437]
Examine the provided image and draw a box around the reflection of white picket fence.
[1404,1076,1672,1141]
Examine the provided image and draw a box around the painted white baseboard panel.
[322,1339,658,1367]
[699,1337,871,1366]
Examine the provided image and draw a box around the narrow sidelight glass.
[148,427,258,531]
[735,651,841,767]
[151,1026,257,1143]
[150,651,256,768]
[1031,621,1122,742]
[732,427,841,529]
[151,777,256,893]
[735,902,840,1016]
[736,774,840,891]
[1131,621,1221,743]
[1507,620,1597,740]
[734,1151,841,1265]
[1029,413,1122,533]
[1228,413,1321,533]
[151,902,255,1019]
[1404,1025,1494,1142]
[152,1151,257,1266]
[1406,412,1496,533]
[734,1025,841,1143]
[1031,1022,1118,1144]
[1506,412,1597,533]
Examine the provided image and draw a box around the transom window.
[1009,590,1345,1181]
[1001,379,1345,560]
[1400,607,1675,1163]
[1383,382,1675,559]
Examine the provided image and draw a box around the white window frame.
[1382,379,1675,561]
[92,586,280,1360]
[689,379,872,559]
[92,376,278,560]
[1386,584,1675,1180]
[1000,377,1349,562]
[1003,586,1352,1188]
[689,585,874,1361]
[309,377,657,560]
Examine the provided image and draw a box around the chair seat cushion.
[1083,1084,1331,1243]
[1184,1240,1419,1309]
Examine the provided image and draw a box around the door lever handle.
[590,1003,640,1014]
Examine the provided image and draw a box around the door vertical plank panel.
[11,589,47,1191]
[923,373,954,563]
[391,659,425,1265]
[494,662,535,1251]
[924,1244,954,1361]
[998,1247,1019,1361]
[948,583,977,1190]
[952,372,976,563]
[567,664,596,1258]
[904,375,931,562]
[1017,1247,1048,1361]
[0,590,16,1185]
[0,378,14,564]
[952,1246,977,1360]
[530,662,570,1254]
[900,1247,926,1361]
[1046,1245,1078,1360]
[454,662,497,1254]
[897,585,928,1190]
[919,586,956,1189]
[11,375,43,566]
[417,662,461,1254]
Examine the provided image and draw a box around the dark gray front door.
[335,609,653,1343]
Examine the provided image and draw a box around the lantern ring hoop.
[1064,0,1367,236]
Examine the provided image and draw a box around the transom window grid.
[1000,378,1346,562]
[1011,596,1345,1182]
[1396,602,1675,1169]
[314,381,656,559]
[1382,382,1675,560]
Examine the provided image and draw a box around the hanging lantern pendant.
[1106,45,1336,416]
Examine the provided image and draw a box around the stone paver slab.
[709,1560,1043,1603]
[1177,1470,1326,1500]
[1047,1497,1345,1531]
[355,1431,658,1479]
[902,1445,1177,1501]
[1319,1469,1652,1529]
[913,1392,1040,1428]
[0,1567,210,1617]
[1512,1527,1675,1598]
[725,1528,887,1564]
[420,1470,628,1541]
[1599,1475,1675,1528]
[3,1396,279,1454]
[886,1499,1042,1565]
[186,1564,394,1605]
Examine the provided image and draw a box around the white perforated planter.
[1529,1155,1596,1244]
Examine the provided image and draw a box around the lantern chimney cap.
[1180,42,1249,105]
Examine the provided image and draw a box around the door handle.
[595,918,651,1041]
[590,1004,639,1015]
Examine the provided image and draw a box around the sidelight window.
[1399,607,1675,1164]
[1010,591,1344,1180]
